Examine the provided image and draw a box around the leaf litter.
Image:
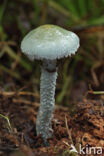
[0,92,104,156]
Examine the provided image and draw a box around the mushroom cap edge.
[21,24,80,60]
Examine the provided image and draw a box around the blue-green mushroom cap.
[21,24,80,60]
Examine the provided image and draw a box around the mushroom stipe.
[21,24,80,145]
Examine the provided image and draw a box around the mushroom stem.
[36,59,57,140]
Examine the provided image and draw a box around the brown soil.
[0,92,104,156]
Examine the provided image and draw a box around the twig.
[12,98,39,107]
[0,41,16,46]
[0,91,39,98]
[0,113,12,132]
[65,115,74,145]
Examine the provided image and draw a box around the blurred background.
[0,0,104,107]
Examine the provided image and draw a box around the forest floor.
[0,91,104,156]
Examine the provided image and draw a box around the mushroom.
[21,24,80,144]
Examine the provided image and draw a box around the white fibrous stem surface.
[36,60,57,140]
